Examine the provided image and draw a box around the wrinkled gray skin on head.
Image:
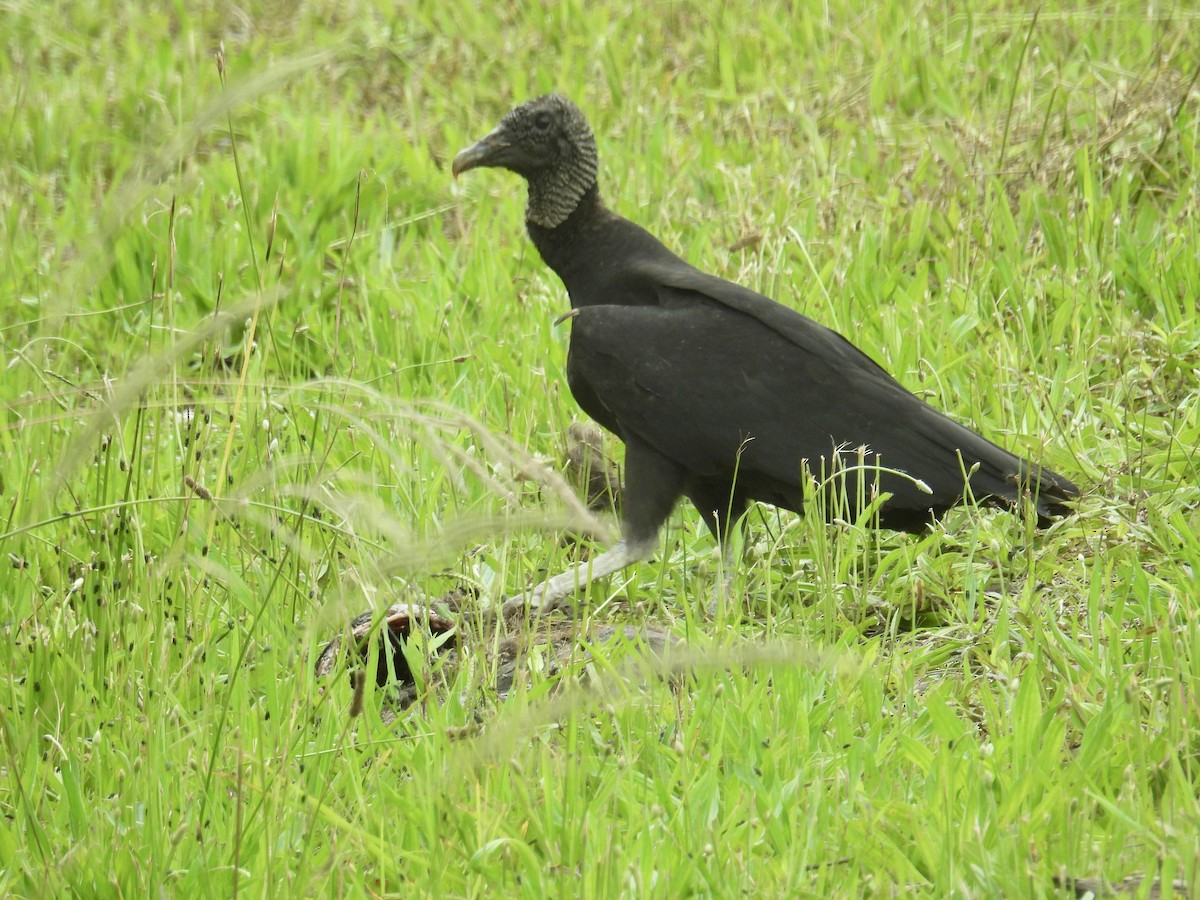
[452,94,599,229]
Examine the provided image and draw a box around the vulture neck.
[526,184,620,304]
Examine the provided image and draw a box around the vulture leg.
[504,439,684,614]
[688,484,750,616]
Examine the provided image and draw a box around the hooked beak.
[451,126,508,179]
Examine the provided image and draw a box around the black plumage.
[453,94,1078,610]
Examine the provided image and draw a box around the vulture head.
[453,94,599,228]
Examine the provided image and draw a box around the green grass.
[2,0,1199,895]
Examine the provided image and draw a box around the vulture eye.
[532,112,552,133]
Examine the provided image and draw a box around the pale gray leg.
[707,541,739,617]
[501,439,682,618]
[501,537,658,617]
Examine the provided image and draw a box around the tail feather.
[968,452,1078,525]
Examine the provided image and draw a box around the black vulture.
[453,94,1078,611]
